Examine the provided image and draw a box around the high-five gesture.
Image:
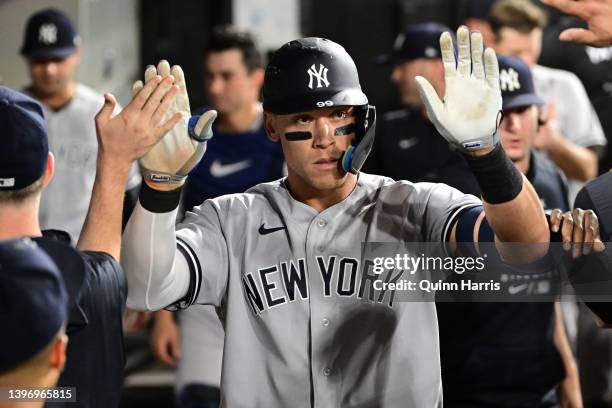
[416,26,502,153]
[133,60,217,186]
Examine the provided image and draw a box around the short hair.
[490,0,548,36]
[207,25,263,71]
[0,175,44,204]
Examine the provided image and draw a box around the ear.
[250,68,265,90]
[49,333,68,371]
[264,111,280,142]
[73,47,82,63]
[42,152,55,188]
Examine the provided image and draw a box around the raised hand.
[416,26,502,153]
[133,60,217,187]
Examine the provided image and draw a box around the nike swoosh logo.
[259,224,286,235]
[210,160,252,178]
[508,283,528,295]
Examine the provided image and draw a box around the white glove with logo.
[416,26,502,151]
[133,60,217,184]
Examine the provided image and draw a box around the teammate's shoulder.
[74,84,104,102]
[534,64,583,87]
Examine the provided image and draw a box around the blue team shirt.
[183,108,285,212]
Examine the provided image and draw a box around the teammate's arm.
[77,74,181,260]
[120,61,217,310]
[417,27,549,245]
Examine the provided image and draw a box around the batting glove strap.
[142,171,187,185]
[465,143,523,204]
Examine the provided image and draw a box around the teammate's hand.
[94,74,182,174]
[541,0,612,47]
[416,26,502,154]
[123,309,152,333]
[150,310,181,367]
[549,208,605,257]
[134,60,217,187]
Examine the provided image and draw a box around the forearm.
[122,199,190,311]
[553,302,581,390]
[483,174,549,242]
[77,160,130,260]
[465,145,549,243]
[546,136,598,181]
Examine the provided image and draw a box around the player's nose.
[312,118,334,148]
[504,111,522,132]
[43,61,57,75]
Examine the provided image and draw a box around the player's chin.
[309,170,348,190]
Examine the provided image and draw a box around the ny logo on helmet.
[307,64,330,89]
[38,23,58,45]
[499,68,521,92]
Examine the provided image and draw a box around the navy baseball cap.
[497,55,545,110]
[0,238,83,374]
[376,22,453,65]
[0,86,49,191]
[20,8,79,59]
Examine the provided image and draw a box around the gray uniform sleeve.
[419,183,482,242]
[175,200,230,308]
[122,203,191,311]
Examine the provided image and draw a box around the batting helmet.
[263,37,376,174]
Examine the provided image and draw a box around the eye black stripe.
[334,124,356,136]
[285,131,312,141]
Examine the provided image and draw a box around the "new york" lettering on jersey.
[241,256,404,315]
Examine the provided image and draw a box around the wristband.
[465,144,523,204]
[139,179,183,213]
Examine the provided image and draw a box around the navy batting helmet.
[263,37,376,174]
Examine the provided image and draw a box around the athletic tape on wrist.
[465,144,523,204]
[139,179,183,213]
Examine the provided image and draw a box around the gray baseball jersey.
[34,84,140,242]
[154,172,480,407]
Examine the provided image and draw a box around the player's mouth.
[313,157,340,170]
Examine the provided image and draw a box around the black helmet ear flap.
[342,105,377,174]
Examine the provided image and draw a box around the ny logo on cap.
[500,68,521,92]
[0,178,16,188]
[38,23,58,44]
[307,64,330,89]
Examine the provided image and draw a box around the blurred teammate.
[151,26,284,408]
[364,23,453,181]
[0,239,71,408]
[20,8,140,242]
[489,0,606,202]
[0,86,126,408]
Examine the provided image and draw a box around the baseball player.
[20,9,141,242]
[92,27,549,407]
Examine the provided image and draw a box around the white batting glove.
[133,60,217,184]
[416,26,502,152]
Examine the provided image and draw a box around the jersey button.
[321,318,330,327]
[317,219,327,228]
[323,367,332,376]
